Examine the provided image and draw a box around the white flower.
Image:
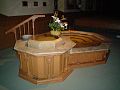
[60,23,64,28]
[55,18,60,23]
[51,16,56,19]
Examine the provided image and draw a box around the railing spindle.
[23,24,26,35]
[28,21,30,34]
[19,26,22,38]
[32,19,35,35]
[14,30,17,40]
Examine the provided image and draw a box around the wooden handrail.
[5,14,45,40]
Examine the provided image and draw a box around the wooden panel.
[37,56,48,79]
[69,50,108,67]
[95,51,107,62]
[53,55,61,77]
[61,53,66,72]
[18,52,28,76]
[17,51,72,84]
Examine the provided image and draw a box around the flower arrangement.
[48,11,68,34]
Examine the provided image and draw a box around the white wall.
[0,0,54,16]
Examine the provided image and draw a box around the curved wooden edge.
[61,30,111,43]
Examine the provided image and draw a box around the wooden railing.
[5,15,45,40]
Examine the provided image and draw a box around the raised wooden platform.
[61,30,110,68]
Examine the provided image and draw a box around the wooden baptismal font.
[14,31,110,84]
[14,34,76,84]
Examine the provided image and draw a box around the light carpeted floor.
[0,34,120,90]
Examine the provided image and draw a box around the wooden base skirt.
[17,51,72,84]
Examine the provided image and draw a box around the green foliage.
[48,21,64,31]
